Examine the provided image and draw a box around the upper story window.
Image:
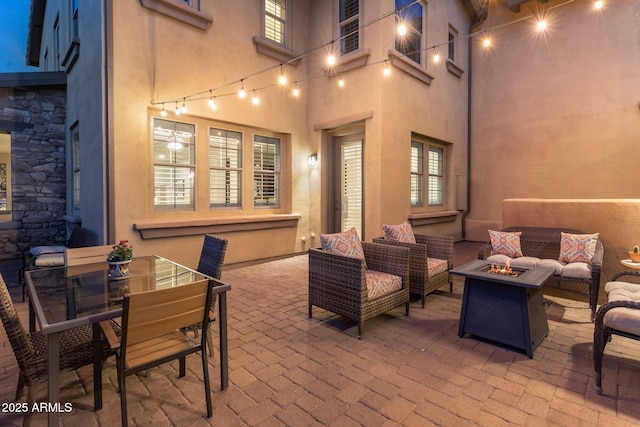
[53,16,61,70]
[253,136,281,207]
[71,124,80,211]
[177,0,200,9]
[153,118,196,211]
[428,146,444,206]
[209,128,242,208]
[448,26,457,62]
[395,0,424,65]
[72,0,79,38]
[339,0,360,55]
[264,0,286,46]
[410,141,423,207]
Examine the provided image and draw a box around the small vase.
[107,259,132,280]
[629,252,640,263]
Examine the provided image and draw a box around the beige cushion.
[488,230,523,258]
[603,281,640,335]
[34,253,65,267]
[30,245,67,256]
[561,262,592,279]
[486,254,540,269]
[537,259,566,275]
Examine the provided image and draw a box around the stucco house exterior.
[12,0,639,270]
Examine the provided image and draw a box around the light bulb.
[292,84,300,97]
[483,38,491,48]
[327,54,336,66]
[383,66,391,77]
[595,0,603,9]
[239,88,246,98]
[252,91,260,105]
[279,74,287,85]
[537,20,547,31]
[397,23,407,37]
[433,53,441,63]
[160,104,167,117]
[174,102,180,115]
[181,102,187,113]
[208,97,217,110]
[338,78,345,87]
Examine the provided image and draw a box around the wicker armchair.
[185,234,227,357]
[594,271,640,394]
[0,274,112,402]
[308,242,410,338]
[373,234,454,308]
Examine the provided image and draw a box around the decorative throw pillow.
[488,230,523,258]
[558,232,599,264]
[382,222,416,243]
[320,227,367,268]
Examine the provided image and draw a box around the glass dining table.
[25,255,231,427]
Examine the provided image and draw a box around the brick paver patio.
[1,241,639,426]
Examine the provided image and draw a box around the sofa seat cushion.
[561,262,592,280]
[537,259,566,275]
[427,258,448,278]
[365,270,402,300]
[486,254,540,269]
[34,253,65,267]
[603,281,640,335]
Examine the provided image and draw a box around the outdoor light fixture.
[308,154,318,167]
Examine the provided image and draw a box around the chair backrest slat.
[197,235,228,280]
[0,275,35,372]
[124,279,210,346]
[65,245,115,266]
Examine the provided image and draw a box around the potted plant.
[629,246,640,263]
[107,240,134,279]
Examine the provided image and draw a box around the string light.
[208,96,217,111]
[383,60,391,77]
[252,90,260,105]
[292,82,300,97]
[160,103,167,117]
[181,98,187,113]
[152,1,601,112]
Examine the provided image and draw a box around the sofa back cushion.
[383,222,416,244]
[559,232,599,264]
[489,230,523,258]
[320,227,367,268]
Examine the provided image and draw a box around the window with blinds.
[253,135,281,207]
[339,0,360,55]
[410,141,423,207]
[153,118,196,210]
[209,128,242,208]
[264,0,286,45]
[428,145,444,206]
[341,141,362,237]
[395,0,424,65]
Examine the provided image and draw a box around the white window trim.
[338,0,362,56]
[140,0,213,30]
[208,127,244,209]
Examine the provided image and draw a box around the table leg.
[218,292,228,390]
[93,323,103,411]
[48,332,60,426]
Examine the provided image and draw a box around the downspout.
[102,0,112,243]
[461,1,488,240]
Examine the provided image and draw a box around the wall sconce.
[308,153,318,167]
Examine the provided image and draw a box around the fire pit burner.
[487,260,519,277]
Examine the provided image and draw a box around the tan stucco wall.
[501,198,640,286]
[465,0,640,241]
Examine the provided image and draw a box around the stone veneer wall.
[0,82,67,261]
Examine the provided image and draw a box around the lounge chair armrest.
[416,234,454,266]
[609,270,640,282]
[478,244,492,260]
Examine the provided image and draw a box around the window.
[177,0,199,9]
[395,0,423,65]
[153,118,196,210]
[264,0,286,45]
[448,26,457,62]
[209,128,242,208]
[410,141,423,207]
[72,0,79,38]
[428,146,444,206]
[54,16,60,70]
[339,0,360,55]
[71,124,80,210]
[253,136,280,207]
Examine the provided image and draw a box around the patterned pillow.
[320,227,367,268]
[559,232,599,264]
[382,222,416,243]
[488,230,523,258]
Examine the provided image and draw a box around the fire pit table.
[451,259,555,358]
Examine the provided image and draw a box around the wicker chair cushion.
[382,222,416,244]
[427,258,448,278]
[29,245,67,256]
[320,228,367,269]
[559,232,599,264]
[561,262,592,279]
[34,253,65,267]
[365,270,402,299]
[488,230,523,258]
[603,281,640,335]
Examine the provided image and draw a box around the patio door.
[333,137,363,238]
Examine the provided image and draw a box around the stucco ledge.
[133,214,301,239]
[408,210,458,226]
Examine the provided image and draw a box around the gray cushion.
[603,281,640,335]
[561,262,592,279]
